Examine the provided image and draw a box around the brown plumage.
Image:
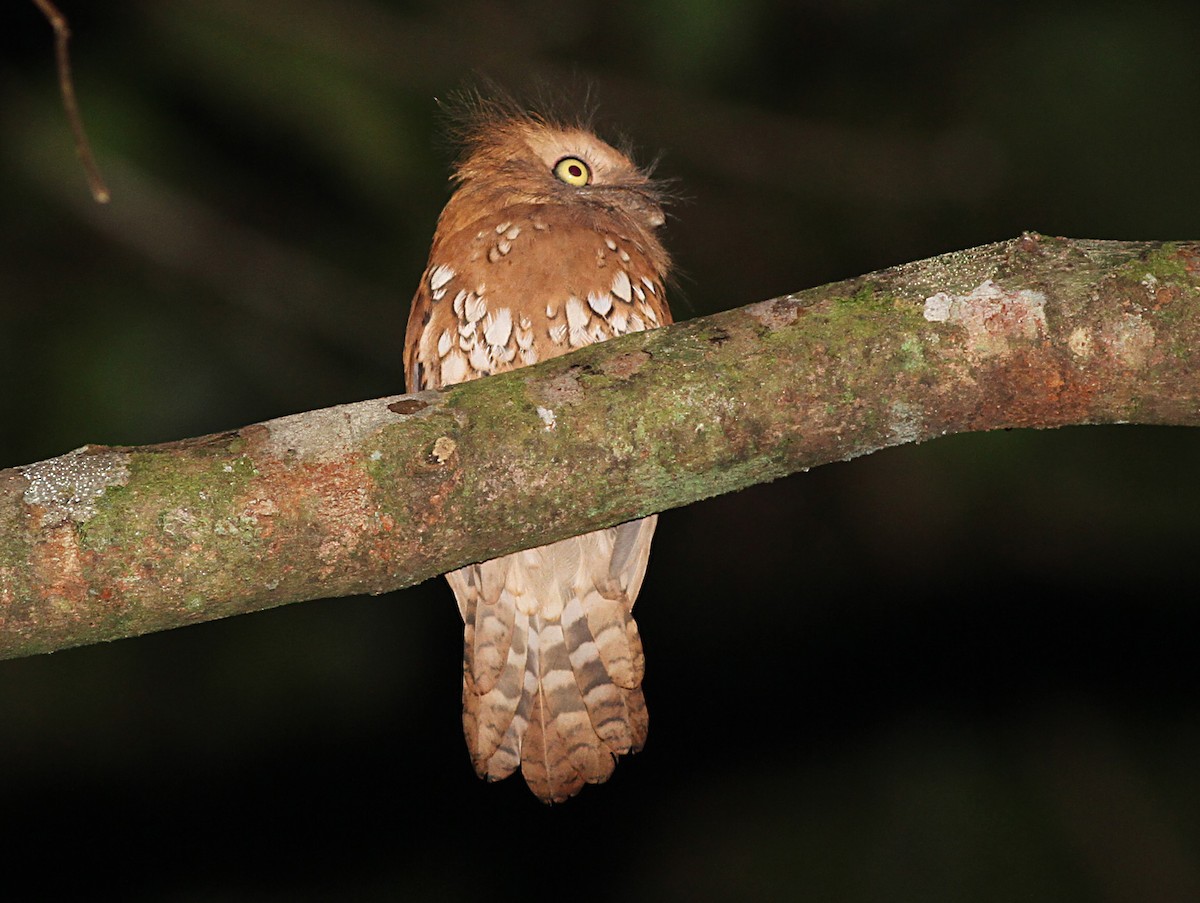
[404,96,672,803]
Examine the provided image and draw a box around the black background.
[3,2,1200,899]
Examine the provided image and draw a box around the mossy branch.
[4,233,1200,660]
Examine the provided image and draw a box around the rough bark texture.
[3,234,1199,659]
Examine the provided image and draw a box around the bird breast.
[406,202,671,391]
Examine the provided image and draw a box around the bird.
[404,94,673,803]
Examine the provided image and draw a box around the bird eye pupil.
[568,164,582,178]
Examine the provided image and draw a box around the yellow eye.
[553,156,591,186]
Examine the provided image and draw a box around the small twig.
[34,0,111,203]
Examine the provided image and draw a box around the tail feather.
[610,516,657,605]
[521,690,583,802]
[518,618,586,803]
[538,617,616,786]
[446,566,514,693]
[451,520,657,803]
[471,588,515,693]
[584,594,645,690]
[624,683,650,753]
[461,606,528,775]
[563,595,639,754]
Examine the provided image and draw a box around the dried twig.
[34,0,111,203]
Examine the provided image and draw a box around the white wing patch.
[611,271,632,304]
[484,307,513,347]
[429,264,455,293]
[587,291,613,317]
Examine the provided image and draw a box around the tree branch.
[4,234,1199,659]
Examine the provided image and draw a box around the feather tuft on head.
[430,83,671,240]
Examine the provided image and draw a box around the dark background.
[4,2,1200,899]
